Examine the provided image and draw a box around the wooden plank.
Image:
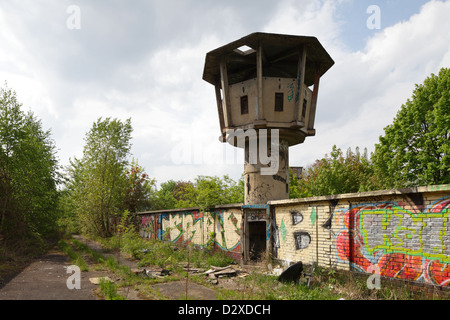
[256,41,264,121]
[308,70,321,130]
[220,58,232,128]
[215,84,225,134]
[294,47,307,122]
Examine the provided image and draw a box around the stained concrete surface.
[0,247,106,300]
[0,235,221,301]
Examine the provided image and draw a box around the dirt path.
[0,235,220,300]
[0,246,107,300]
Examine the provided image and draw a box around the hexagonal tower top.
[203,32,334,147]
[203,32,334,86]
[202,32,334,205]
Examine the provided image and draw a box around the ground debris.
[89,276,113,285]
[203,265,248,284]
[131,267,170,279]
[183,266,205,274]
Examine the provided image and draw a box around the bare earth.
[0,246,105,300]
[0,235,222,300]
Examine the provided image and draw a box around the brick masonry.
[270,185,450,287]
[136,206,243,260]
[136,184,449,288]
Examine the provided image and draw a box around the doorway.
[248,221,267,261]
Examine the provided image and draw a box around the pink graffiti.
[334,197,450,286]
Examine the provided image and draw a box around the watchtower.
[202,32,334,205]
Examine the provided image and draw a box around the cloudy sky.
[1,0,449,186]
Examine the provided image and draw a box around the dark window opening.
[275,92,284,112]
[240,95,249,114]
[301,99,307,119]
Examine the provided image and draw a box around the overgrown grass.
[57,240,89,271]
[217,272,341,300]
[102,231,235,273]
[99,278,126,300]
[70,238,104,263]
[64,231,449,300]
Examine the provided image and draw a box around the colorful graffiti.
[138,209,242,256]
[278,210,312,251]
[211,210,241,252]
[160,212,204,244]
[293,231,311,250]
[139,215,157,239]
[334,196,450,286]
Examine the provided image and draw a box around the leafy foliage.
[372,68,450,188]
[291,68,449,197]
[0,83,59,241]
[123,160,155,213]
[150,175,244,210]
[67,117,133,237]
[290,145,375,198]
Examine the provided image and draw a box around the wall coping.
[136,207,201,215]
[136,203,244,215]
[135,184,449,215]
[268,184,450,206]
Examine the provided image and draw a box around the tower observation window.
[275,92,284,112]
[240,95,249,114]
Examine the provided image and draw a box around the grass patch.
[98,278,126,300]
[57,240,89,271]
[215,271,341,300]
[65,231,450,300]
[101,231,234,274]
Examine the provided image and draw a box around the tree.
[0,83,59,241]
[123,160,155,213]
[173,180,196,208]
[372,68,450,188]
[290,145,375,198]
[150,180,178,210]
[149,175,244,211]
[70,117,132,237]
[175,175,244,210]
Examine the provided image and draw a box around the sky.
[1,0,449,187]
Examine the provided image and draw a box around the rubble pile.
[131,264,248,284]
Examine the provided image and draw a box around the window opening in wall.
[275,92,284,112]
[241,95,249,114]
[301,99,307,119]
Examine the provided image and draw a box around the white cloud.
[263,0,349,52]
[290,0,450,168]
[0,0,448,186]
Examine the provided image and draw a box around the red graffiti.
[334,197,450,286]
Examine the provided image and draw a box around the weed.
[57,240,88,271]
[99,278,126,300]
[62,232,449,301]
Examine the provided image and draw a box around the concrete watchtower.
[202,32,334,205]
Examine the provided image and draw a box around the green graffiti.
[360,207,450,263]
[280,219,287,243]
[310,207,317,226]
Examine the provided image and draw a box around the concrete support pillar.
[244,136,289,205]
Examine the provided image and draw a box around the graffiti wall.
[137,206,242,259]
[272,185,450,287]
[136,185,449,287]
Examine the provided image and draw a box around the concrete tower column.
[244,135,289,204]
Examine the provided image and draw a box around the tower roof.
[202,32,334,86]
